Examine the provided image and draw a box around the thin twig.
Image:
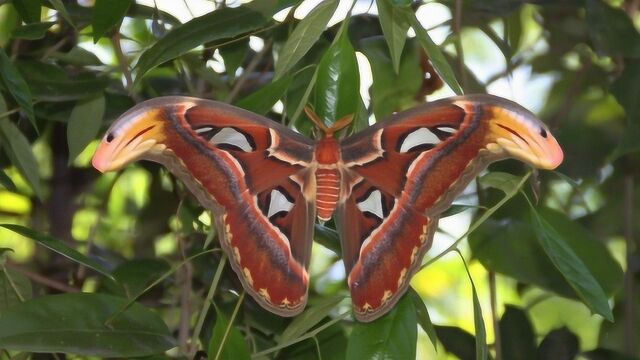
[250,311,351,358]
[452,0,467,89]
[111,31,135,96]
[225,39,273,103]
[489,271,502,360]
[6,262,80,293]
[190,254,227,355]
[214,291,246,360]
[1,264,25,302]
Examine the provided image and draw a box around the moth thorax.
[315,168,340,221]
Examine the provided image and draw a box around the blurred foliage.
[0,0,638,359]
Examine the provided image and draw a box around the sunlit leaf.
[0,121,42,199]
[273,0,337,80]
[0,293,174,356]
[0,224,115,281]
[235,74,293,115]
[280,295,345,345]
[92,0,132,43]
[11,21,54,40]
[67,95,105,164]
[208,306,250,360]
[134,6,268,85]
[0,169,17,192]
[311,25,360,127]
[377,0,409,73]
[346,295,417,360]
[530,207,613,321]
[0,49,36,130]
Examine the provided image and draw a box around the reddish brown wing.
[338,94,562,321]
[95,97,317,316]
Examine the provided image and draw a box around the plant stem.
[214,291,245,360]
[191,255,227,354]
[489,271,502,360]
[623,174,636,355]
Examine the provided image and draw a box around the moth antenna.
[304,106,329,133]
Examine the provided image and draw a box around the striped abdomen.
[316,167,340,221]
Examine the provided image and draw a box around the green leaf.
[47,0,75,28]
[0,169,17,192]
[67,95,106,164]
[273,0,337,80]
[134,6,268,85]
[529,207,613,321]
[611,58,640,125]
[219,38,248,82]
[536,327,579,359]
[0,267,32,313]
[49,46,104,66]
[346,295,417,360]
[360,37,422,119]
[403,9,463,95]
[0,49,36,130]
[208,306,250,360]
[11,21,55,40]
[377,0,409,74]
[92,0,132,43]
[311,26,360,127]
[457,251,488,360]
[0,224,115,281]
[586,0,640,57]
[499,306,535,360]
[408,288,437,351]
[313,223,340,254]
[0,121,42,199]
[279,295,345,345]
[108,259,171,298]
[479,171,522,194]
[435,326,477,360]
[17,60,109,101]
[0,293,174,356]
[12,0,41,23]
[235,74,293,115]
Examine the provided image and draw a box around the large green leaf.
[586,0,640,57]
[0,267,32,314]
[235,74,293,115]
[0,293,174,356]
[499,306,536,360]
[0,121,42,199]
[310,26,360,127]
[360,37,422,119]
[12,0,40,23]
[409,288,438,350]
[11,21,54,40]
[0,224,115,281]
[134,6,268,85]
[346,295,417,360]
[469,209,622,301]
[435,326,477,360]
[376,0,410,74]
[92,0,131,42]
[273,0,337,80]
[208,306,250,360]
[67,95,106,163]
[402,9,463,95]
[530,207,613,321]
[0,49,36,130]
[17,60,108,101]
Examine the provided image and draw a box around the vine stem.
[489,271,502,360]
[190,254,228,354]
[214,291,245,360]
